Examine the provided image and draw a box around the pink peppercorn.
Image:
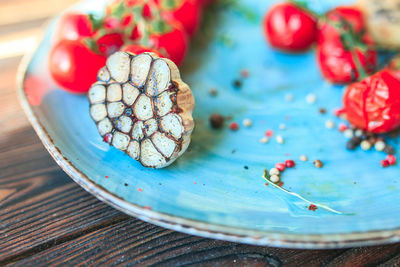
[285,160,296,168]
[338,123,347,132]
[381,160,389,168]
[229,122,239,131]
[265,130,274,137]
[275,163,285,172]
[103,133,112,144]
[387,155,397,165]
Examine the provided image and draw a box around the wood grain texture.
[2,1,400,266]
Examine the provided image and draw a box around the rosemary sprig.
[262,171,355,216]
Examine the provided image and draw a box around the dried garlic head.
[89,51,195,168]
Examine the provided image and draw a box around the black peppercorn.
[384,145,395,155]
[209,113,224,129]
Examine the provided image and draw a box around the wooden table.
[2,0,400,266]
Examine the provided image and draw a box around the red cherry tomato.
[162,0,202,36]
[263,2,318,52]
[49,40,107,94]
[52,13,95,44]
[318,6,365,44]
[344,69,400,133]
[97,33,125,56]
[122,44,165,57]
[149,19,188,66]
[317,38,377,84]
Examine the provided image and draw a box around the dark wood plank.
[5,217,346,267]
[0,125,127,262]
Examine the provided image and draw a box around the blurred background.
[0,0,78,135]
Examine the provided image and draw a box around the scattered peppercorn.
[300,155,308,162]
[244,166,249,170]
[209,113,224,129]
[346,137,361,150]
[242,118,252,127]
[387,155,397,165]
[343,129,354,139]
[319,108,327,114]
[285,93,294,102]
[275,163,286,172]
[308,204,318,211]
[276,135,284,144]
[381,159,389,168]
[360,140,371,151]
[265,129,274,137]
[233,79,242,89]
[229,122,239,131]
[384,145,395,155]
[338,123,347,132]
[209,88,218,96]
[269,168,280,176]
[270,174,280,183]
[313,159,323,168]
[374,141,386,152]
[124,183,128,186]
[325,120,335,129]
[306,93,317,104]
[285,160,295,168]
[240,69,250,78]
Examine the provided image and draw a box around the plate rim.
[17,22,400,250]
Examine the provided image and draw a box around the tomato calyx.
[321,11,375,81]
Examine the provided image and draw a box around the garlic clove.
[112,131,130,150]
[97,118,113,136]
[106,51,131,83]
[97,66,111,82]
[107,83,122,102]
[107,102,125,118]
[134,94,153,120]
[90,103,107,122]
[144,118,158,137]
[146,59,170,96]
[130,53,152,88]
[154,91,173,117]
[151,132,177,158]
[140,139,167,167]
[122,83,140,106]
[159,113,184,140]
[88,84,106,104]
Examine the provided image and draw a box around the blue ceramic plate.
[19,0,400,248]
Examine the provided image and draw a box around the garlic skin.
[89,51,195,168]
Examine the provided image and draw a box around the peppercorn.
[270,174,280,183]
[387,155,397,165]
[233,79,242,89]
[313,160,323,168]
[229,122,239,131]
[209,88,218,96]
[384,145,395,155]
[300,155,308,162]
[269,168,280,176]
[381,159,389,168]
[360,140,372,151]
[346,137,361,150]
[285,160,295,168]
[374,141,386,152]
[318,108,326,114]
[209,113,224,129]
[275,163,285,172]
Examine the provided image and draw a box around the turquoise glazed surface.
[19,0,400,248]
